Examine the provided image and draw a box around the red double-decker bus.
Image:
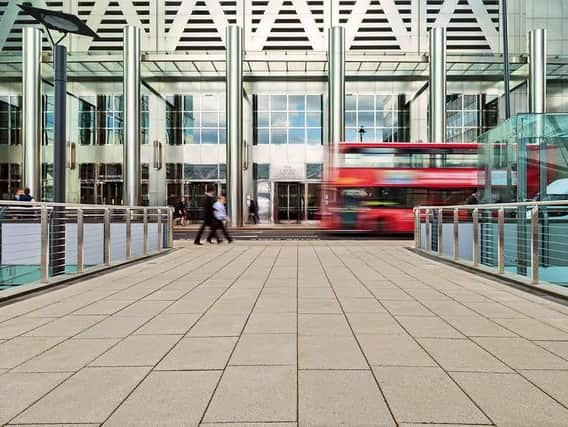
[321,143,480,234]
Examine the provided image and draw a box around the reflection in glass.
[271,128,287,144]
[257,95,270,111]
[271,112,287,127]
[307,112,321,127]
[201,128,218,144]
[257,128,270,144]
[258,111,270,127]
[346,111,356,127]
[289,95,305,111]
[271,95,287,111]
[201,95,217,111]
[358,95,374,111]
[306,95,322,111]
[289,111,305,127]
[201,112,218,127]
[307,128,322,145]
[358,111,374,128]
[289,128,305,144]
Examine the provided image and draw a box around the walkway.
[1,241,568,426]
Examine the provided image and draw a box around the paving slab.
[203,366,296,423]
[347,312,407,335]
[381,300,434,317]
[77,316,149,338]
[104,371,220,426]
[113,300,172,317]
[419,338,513,373]
[134,313,201,335]
[443,316,517,337]
[0,337,65,369]
[0,316,53,339]
[372,366,490,424]
[358,333,436,367]
[14,338,118,372]
[73,299,133,316]
[230,333,296,366]
[90,334,180,366]
[337,297,386,313]
[13,367,150,424]
[473,337,568,370]
[156,336,237,370]
[452,372,568,427]
[298,298,342,314]
[397,316,464,338]
[188,314,248,337]
[535,340,568,359]
[494,317,568,341]
[299,370,395,426]
[520,370,568,407]
[24,315,105,337]
[299,335,367,369]
[245,313,297,334]
[298,314,352,336]
[0,372,71,425]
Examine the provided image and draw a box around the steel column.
[77,208,84,273]
[123,26,141,206]
[428,27,446,143]
[328,26,345,147]
[472,208,479,266]
[167,207,174,249]
[226,25,243,226]
[437,208,443,255]
[40,206,49,283]
[104,208,111,266]
[143,208,148,255]
[125,208,131,259]
[529,29,547,114]
[157,208,162,251]
[531,206,539,284]
[22,27,42,199]
[497,208,505,273]
[453,208,459,260]
[425,209,431,252]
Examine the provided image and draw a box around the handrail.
[414,200,568,288]
[0,200,166,210]
[416,199,568,210]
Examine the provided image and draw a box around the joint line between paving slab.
[329,245,497,426]
[342,245,568,419]
[197,245,283,425]
[97,246,268,426]
[312,246,399,426]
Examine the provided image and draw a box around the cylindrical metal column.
[529,29,547,114]
[123,26,141,206]
[22,27,42,199]
[429,27,446,143]
[54,44,67,203]
[226,25,243,226]
[328,26,345,146]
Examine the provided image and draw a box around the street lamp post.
[18,5,97,276]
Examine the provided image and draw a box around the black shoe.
[217,240,223,244]
[206,239,214,244]
[228,239,233,244]
[194,242,203,245]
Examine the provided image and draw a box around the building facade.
[1,0,567,223]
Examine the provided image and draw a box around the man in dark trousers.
[194,189,216,245]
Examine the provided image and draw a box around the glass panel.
[289,112,305,127]
[306,163,323,179]
[201,95,218,111]
[201,129,218,144]
[255,163,270,180]
[271,112,287,127]
[346,111,357,127]
[289,95,305,111]
[358,95,374,111]
[201,112,218,127]
[358,111,374,128]
[306,95,321,111]
[307,128,322,145]
[271,128,287,144]
[257,95,270,110]
[184,128,199,144]
[289,128,305,144]
[345,95,356,111]
[257,111,270,127]
[257,128,270,144]
[271,95,287,111]
[307,112,321,127]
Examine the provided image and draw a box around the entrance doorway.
[276,182,302,223]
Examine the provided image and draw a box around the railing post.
[453,208,459,260]
[104,207,111,266]
[40,206,49,283]
[77,208,84,273]
[143,208,148,255]
[157,208,162,252]
[531,205,539,284]
[437,208,443,255]
[498,207,505,274]
[167,207,174,249]
[425,209,431,252]
[472,208,479,266]
[414,207,420,249]
[125,208,131,259]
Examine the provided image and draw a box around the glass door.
[276,182,302,223]
[306,183,322,221]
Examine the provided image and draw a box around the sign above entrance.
[271,164,305,181]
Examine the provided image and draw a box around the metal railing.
[414,200,568,287]
[0,201,174,290]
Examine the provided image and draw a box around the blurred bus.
[321,143,480,234]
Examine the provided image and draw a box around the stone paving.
[1,240,568,426]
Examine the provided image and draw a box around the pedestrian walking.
[173,198,186,225]
[194,189,216,245]
[247,197,259,224]
[208,195,233,244]
[17,188,35,202]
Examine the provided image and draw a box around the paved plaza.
[1,240,568,426]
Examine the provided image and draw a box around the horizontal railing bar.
[0,201,170,210]
[416,200,568,210]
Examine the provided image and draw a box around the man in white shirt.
[207,195,233,244]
